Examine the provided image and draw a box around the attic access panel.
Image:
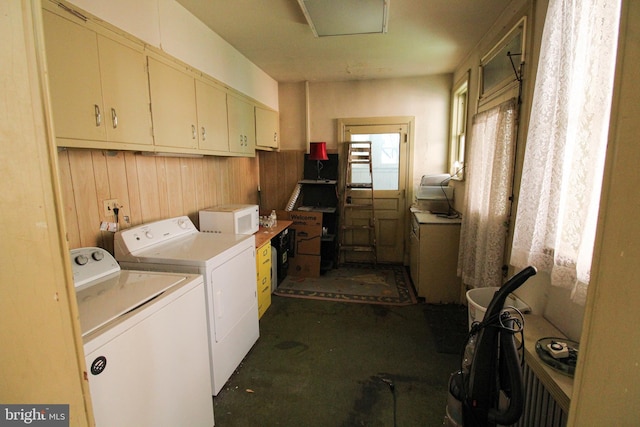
[297,0,389,37]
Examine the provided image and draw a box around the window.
[350,133,400,191]
[479,18,526,101]
[449,76,468,180]
[457,98,518,289]
[510,0,621,305]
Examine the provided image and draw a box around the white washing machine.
[70,247,214,427]
[114,216,259,395]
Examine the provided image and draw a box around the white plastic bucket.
[466,287,500,330]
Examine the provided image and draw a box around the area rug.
[275,264,417,306]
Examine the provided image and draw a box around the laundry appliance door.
[206,241,259,395]
[83,279,213,427]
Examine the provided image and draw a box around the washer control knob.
[75,254,89,266]
[177,219,187,229]
[145,231,153,239]
[91,251,104,261]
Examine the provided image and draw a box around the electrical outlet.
[102,199,119,217]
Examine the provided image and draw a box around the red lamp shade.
[309,142,328,160]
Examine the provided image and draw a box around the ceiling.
[175,0,515,83]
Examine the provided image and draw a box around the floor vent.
[510,361,568,427]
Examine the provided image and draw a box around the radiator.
[510,361,568,427]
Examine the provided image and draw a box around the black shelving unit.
[299,154,339,273]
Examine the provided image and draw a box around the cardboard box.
[278,210,322,227]
[289,254,321,278]
[277,210,322,277]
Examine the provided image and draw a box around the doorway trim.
[337,116,415,264]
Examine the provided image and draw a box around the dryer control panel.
[114,216,198,256]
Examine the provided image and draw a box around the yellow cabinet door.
[255,107,279,149]
[195,79,229,152]
[256,243,272,318]
[258,244,272,279]
[227,94,256,155]
[409,227,420,289]
[417,223,462,303]
[43,9,153,148]
[148,57,198,150]
[98,36,153,146]
[43,10,105,142]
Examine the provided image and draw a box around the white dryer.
[71,247,213,427]
[114,216,259,395]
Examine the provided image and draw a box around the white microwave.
[199,204,259,235]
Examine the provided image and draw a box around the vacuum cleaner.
[445,266,537,427]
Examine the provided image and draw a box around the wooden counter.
[254,220,292,248]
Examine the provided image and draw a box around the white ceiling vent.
[297,0,389,37]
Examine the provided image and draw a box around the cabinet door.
[195,80,229,152]
[148,57,198,150]
[409,229,420,290]
[98,36,153,146]
[256,243,272,318]
[255,107,279,149]
[419,224,462,303]
[43,10,105,142]
[227,94,255,155]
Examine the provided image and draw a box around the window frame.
[479,17,527,102]
[449,72,469,181]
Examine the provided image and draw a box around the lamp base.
[316,160,324,180]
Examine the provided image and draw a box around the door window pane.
[350,133,400,190]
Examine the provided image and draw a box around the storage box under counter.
[409,209,463,303]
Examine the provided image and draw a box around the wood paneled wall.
[258,150,306,213]
[58,148,259,252]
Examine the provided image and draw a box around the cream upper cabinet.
[43,9,152,149]
[98,36,153,146]
[43,5,259,157]
[147,57,199,151]
[255,107,279,150]
[227,94,256,156]
[195,79,229,153]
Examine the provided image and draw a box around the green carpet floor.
[213,295,468,426]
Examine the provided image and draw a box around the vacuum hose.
[488,316,524,425]
[462,266,537,427]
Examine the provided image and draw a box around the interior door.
[343,123,409,264]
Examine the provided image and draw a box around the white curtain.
[510,0,620,305]
[458,98,518,289]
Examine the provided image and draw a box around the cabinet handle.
[94,104,101,127]
[192,124,196,139]
[201,126,206,141]
[111,108,118,129]
[274,132,277,142]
